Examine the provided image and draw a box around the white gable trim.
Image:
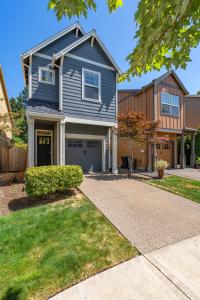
[65,53,116,71]
[22,23,85,59]
[54,31,122,74]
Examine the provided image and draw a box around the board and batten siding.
[31,56,59,103]
[118,88,154,121]
[62,55,116,122]
[40,29,83,56]
[184,96,200,129]
[156,74,185,131]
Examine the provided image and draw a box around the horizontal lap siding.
[70,39,113,67]
[32,56,59,103]
[156,74,184,131]
[40,30,82,56]
[63,57,116,122]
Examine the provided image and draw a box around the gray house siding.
[65,123,109,170]
[40,30,83,56]
[70,39,113,67]
[62,57,116,122]
[31,56,59,103]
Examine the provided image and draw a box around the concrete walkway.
[166,168,200,181]
[50,234,200,300]
[80,174,200,254]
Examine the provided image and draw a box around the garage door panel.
[156,142,172,167]
[65,139,102,172]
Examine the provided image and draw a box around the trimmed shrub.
[25,165,83,197]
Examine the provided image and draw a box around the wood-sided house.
[118,70,197,170]
[0,65,13,147]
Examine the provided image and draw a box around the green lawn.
[147,175,200,203]
[0,194,138,300]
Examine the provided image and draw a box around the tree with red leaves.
[115,112,159,174]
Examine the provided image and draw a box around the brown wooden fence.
[0,146,28,172]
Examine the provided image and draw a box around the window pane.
[171,106,179,116]
[171,95,179,106]
[161,93,170,104]
[84,70,99,87]
[87,140,99,148]
[41,69,53,84]
[85,85,99,100]
[162,104,170,114]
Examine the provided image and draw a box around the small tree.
[116,112,158,174]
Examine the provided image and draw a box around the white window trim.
[161,92,180,117]
[39,67,55,85]
[82,68,101,103]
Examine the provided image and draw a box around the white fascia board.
[22,23,85,59]
[64,116,116,127]
[54,31,122,74]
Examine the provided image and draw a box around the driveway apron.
[80,174,200,254]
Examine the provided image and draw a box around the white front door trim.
[65,133,106,172]
[35,129,53,166]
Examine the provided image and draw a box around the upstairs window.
[39,67,55,85]
[82,69,101,102]
[161,92,179,116]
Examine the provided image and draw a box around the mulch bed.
[0,183,78,216]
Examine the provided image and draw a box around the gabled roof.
[0,65,13,123]
[53,30,122,74]
[22,23,85,59]
[136,70,189,95]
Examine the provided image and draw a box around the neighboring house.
[21,23,120,173]
[118,70,197,170]
[185,95,200,130]
[0,65,13,147]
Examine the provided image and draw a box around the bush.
[154,159,169,170]
[25,165,83,197]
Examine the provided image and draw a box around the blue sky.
[1,0,200,99]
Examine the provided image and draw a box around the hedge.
[25,165,83,197]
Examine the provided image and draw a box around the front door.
[37,135,52,166]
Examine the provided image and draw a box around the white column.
[60,120,65,165]
[108,128,111,171]
[112,129,118,174]
[56,122,60,165]
[28,117,35,167]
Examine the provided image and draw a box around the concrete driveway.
[80,174,200,254]
[166,168,200,181]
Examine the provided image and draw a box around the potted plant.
[195,157,200,169]
[155,159,169,178]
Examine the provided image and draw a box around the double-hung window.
[161,92,179,116]
[82,69,101,102]
[39,67,55,85]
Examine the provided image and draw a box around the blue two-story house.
[21,23,120,173]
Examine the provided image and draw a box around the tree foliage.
[48,0,200,79]
[48,0,123,19]
[197,91,200,95]
[10,87,28,144]
[115,112,158,173]
[195,128,200,157]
